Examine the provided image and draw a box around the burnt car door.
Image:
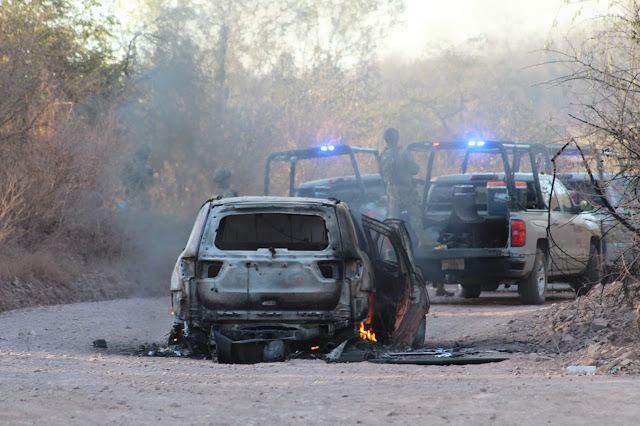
[361,215,429,347]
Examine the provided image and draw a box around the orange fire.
[358,322,377,342]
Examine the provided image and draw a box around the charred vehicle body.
[264,144,387,220]
[407,141,602,304]
[170,196,429,363]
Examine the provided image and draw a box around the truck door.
[540,179,583,275]
[554,183,590,272]
[539,178,572,275]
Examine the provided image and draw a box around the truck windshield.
[214,213,329,251]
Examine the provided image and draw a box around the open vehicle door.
[361,215,429,348]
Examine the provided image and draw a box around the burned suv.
[170,196,429,363]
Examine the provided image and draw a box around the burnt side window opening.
[214,213,329,251]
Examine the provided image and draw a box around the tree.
[0,0,125,243]
[545,0,640,280]
[380,43,566,144]
[122,0,405,209]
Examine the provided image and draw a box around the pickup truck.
[556,172,637,282]
[520,143,636,282]
[264,144,385,220]
[407,141,603,304]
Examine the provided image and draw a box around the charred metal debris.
[149,332,508,365]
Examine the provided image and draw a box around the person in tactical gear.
[121,145,154,208]
[379,127,421,232]
[379,128,453,296]
[211,168,237,199]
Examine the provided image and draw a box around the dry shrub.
[0,243,82,284]
[0,97,137,301]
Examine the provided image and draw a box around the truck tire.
[518,249,547,305]
[459,285,482,299]
[572,243,603,296]
[412,316,426,349]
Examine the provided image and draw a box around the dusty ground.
[1,285,639,425]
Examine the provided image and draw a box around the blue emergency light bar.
[320,145,335,152]
[468,140,485,147]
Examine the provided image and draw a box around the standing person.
[121,145,154,209]
[211,168,237,199]
[379,128,453,296]
[379,127,422,237]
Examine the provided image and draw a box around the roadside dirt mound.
[0,271,134,313]
[509,281,640,374]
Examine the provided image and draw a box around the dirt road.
[1,288,639,425]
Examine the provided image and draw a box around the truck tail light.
[511,220,526,247]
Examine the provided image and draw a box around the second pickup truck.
[408,141,603,304]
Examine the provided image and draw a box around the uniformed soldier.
[211,168,237,199]
[379,128,453,296]
[121,145,154,208]
[379,127,422,234]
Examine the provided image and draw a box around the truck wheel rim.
[537,263,546,296]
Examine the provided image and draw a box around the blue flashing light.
[328,145,335,151]
[477,141,485,146]
[468,141,477,146]
[320,146,328,151]
[320,144,335,152]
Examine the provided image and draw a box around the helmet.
[213,168,234,183]
[383,128,399,146]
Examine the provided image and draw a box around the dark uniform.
[121,145,154,208]
[380,128,452,296]
[379,128,422,238]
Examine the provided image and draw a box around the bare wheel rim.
[536,259,546,296]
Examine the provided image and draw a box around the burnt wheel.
[518,248,547,305]
[185,327,210,357]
